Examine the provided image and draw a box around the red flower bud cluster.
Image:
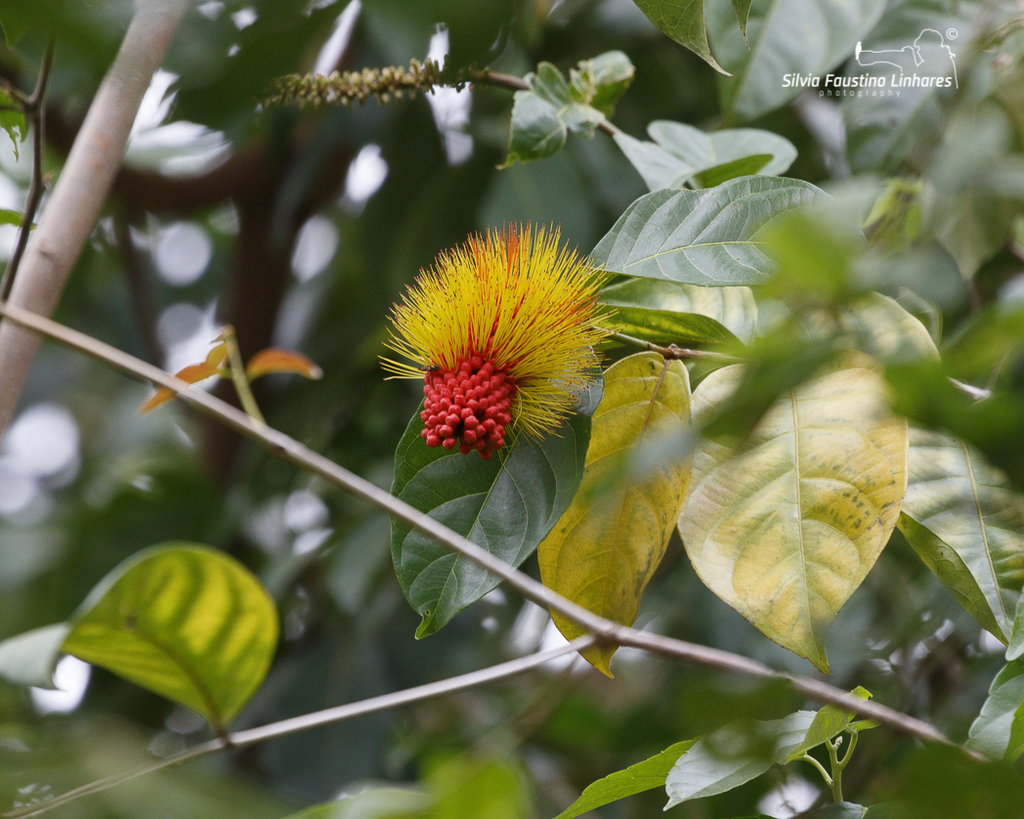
[420,353,515,459]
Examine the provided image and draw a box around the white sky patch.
[31,657,91,715]
[313,0,362,76]
[6,403,80,480]
[127,70,229,175]
[157,301,221,374]
[232,7,257,29]
[154,222,213,286]
[757,776,820,818]
[292,214,339,281]
[284,489,330,532]
[426,30,473,165]
[343,144,388,208]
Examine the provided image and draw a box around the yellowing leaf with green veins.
[62,544,279,729]
[899,428,1024,643]
[679,354,907,672]
[539,352,692,675]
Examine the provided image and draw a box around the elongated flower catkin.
[384,225,612,459]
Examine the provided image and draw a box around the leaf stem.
[222,325,266,424]
[798,753,833,787]
[826,737,844,802]
[600,328,740,362]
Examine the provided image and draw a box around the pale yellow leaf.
[679,353,907,672]
[538,352,692,675]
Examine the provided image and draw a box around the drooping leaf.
[0,623,71,689]
[786,686,872,762]
[664,711,816,808]
[553,741,696,819]
[392,383,601,638]
[601,278,758,344]
[247,349,324,381]
[62,544,279,729]
[139,362,224,414]
[1008,593,1024,661]
[630,0,729,74]
[691,154,772,188]
[898,428,1024,643]
[0,207,24,227]
[648,121,798,179]
[568,50,635,117]
[707,0,886,121]
[968,660,1024,762]
[591,176,827,286]
[732,0,754,42]
[538,353,691,674]
[679,354,908,672]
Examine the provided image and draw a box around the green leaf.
[614,123,797,192]
[786,686,872,762]
[61,544,279,729]
[0,92,25,159]
[664,710,816,808]
[968,660,1024,762]
[504,62,607,166]
[803,805,869,819]
[707,0,886,121]
[1008,593,1024,661]
[692,154,772,188]
[606,305,740,348]
[553,741,696,819]
[568,50,635,117]
[0,623,71,689]
[592,176,827,288]
[648,121,798,179]
[630,0,729,74]
[282,787,431,818]
[612,133,693,191]
[392,384,601,638]
[538,353,692,674]
[899,428,1024,643]
[680,354,908,671]
[0,207,23,227]
[732,0,754,42]
[601,278,758,344]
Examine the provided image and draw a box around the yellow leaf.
[538,352,692,675]
[679,353,907,672]
[246,348,323,381]
[138,362,223,414]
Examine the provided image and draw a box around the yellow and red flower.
[383,224,611,459]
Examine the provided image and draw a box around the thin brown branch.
[0,40,54,301]
[0,637,596,819]
[0,299,962,758]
